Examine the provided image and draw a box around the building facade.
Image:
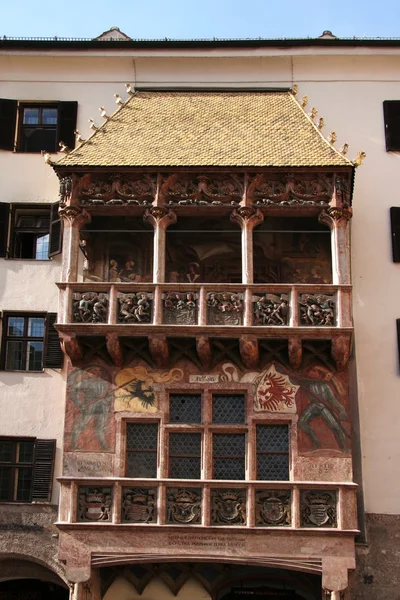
[0,29,399,600]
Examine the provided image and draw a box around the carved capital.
[319,207,352,228]
[59,206,91,228]
[331,335,352,371]
[230,207,263,228]
[144,207,177,229]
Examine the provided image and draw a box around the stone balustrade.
[57,283,352,330]
[58,478,357,531]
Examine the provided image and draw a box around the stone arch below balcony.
[100,562,323,600]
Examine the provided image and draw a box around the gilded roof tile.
[54,91,352,168]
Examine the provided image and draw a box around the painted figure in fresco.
[109,260,120,282]
[298,366,349,451]
[119,259,141,282]
[68,365,113,450]
[185,262,201,283]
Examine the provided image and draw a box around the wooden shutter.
[32,439,56,502]
[397,319,400,368]
[57,101,78,150]
[44,313,64,368]
[48,201,63,257]
[384,101,400,151]
[0,202,10,258]
[0,99,17,150]
[390,207,400,262]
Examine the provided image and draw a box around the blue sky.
[2,0,400,40]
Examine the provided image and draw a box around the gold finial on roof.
[99,107,109,119]
[59,141,69,153]
[309,108,318,121]
[317,117,324,130]
[292,84,298,96]
[353,151,366,166]
[89,119,98,131]
[74,130,85,143]
[114,93,124,106]
[340,143,349,155]
[126,83,134,95]
[41,151,52,164]
[301,96,308,108]
[328,131,337,144]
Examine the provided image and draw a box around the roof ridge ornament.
[89,118,98,131]
[353,151,366,166]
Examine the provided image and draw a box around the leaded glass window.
[213,433,245,480]
[256,425,289,480]
[212,394,245,424]
[169,433,201,479]
[169,394,202,423]
[126,423,158,478]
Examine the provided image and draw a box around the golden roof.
[55,91,352,169]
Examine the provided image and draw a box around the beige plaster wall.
[0,48,399,514]
[103,575,210,600]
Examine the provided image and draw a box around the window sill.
[4,258,51,262]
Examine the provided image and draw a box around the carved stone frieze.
[122,487,157,523]
[255,490,291,526]
[207,292,243,325]
[160,173,243,206]
[211,489,246,526]
[76,173,156,206]
[78,486,112,522]
[163,292,198,325]
[248,173,333,206]
[72,291,108,323]
[253,293,289,326]
[166,488,201,525]
[118,292,152,323]
[299,293,335,326]
[300,490,337,528]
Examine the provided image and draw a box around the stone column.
[59,206,91,283]
[319,208,352,285]
[322,555,355,600]
[231,207,263,284]
[144,207,177,283]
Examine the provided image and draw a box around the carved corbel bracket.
[149,335,170,368]
[144,207,177,229]
[60,334,83,365]
[288,337,302,370]
[239,335,259,369]
[59,206,91,229]
[106,333,124,367]
[196,335,213,370]
[331,335,352,371]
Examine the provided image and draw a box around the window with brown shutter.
[0,202,62,259]
[1,312,63,371]
[0,99,77,153]
[390,207,400,262]
[0,437,56,502]
[384,101,400,151]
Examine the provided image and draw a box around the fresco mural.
[65,359,350,455]
[114,366,184,411]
